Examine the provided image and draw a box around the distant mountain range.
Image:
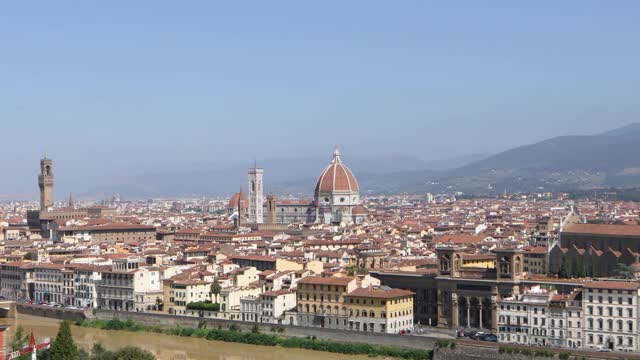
[81,123,640,199]
[425,123,640,194]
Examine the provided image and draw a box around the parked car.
[597,346,611,352]
[482,334,498,342]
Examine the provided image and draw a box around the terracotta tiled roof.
[584,281,639,290]
[315,149,359,193]
[435,234,484,245]
[564,223,640,237]
[348,287,414,299]
[298,276,355,286]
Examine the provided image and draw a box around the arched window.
[454,254,461,271]
[499,256,511,274]
[440,255,450,272]
[514,256,521,273]
[370,311,375,317]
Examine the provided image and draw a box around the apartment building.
[73,264,104,308]
[61,268,74,306]
[132,266,163,312]
[259,289,297,324]
[98,268,135,311]
[0,261,34,300]
[33,263,64,304]
[296,276,357,329]
[165,279,211,316]
[345,286,414,334]
[296,275,410,333]
[55,223,156,244]
[566,291,583,349]
[583,281,639,352]
[497,286,550,345]
[547,295,568,348]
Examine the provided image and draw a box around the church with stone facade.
[227,147,367,226]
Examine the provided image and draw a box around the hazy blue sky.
[1,1,639,198]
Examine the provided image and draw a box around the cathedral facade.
[229,148,367,226]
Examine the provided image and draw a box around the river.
[1,315,373,360]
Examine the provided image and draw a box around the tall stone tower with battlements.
[38,157,54,211]
[248,166,264,224]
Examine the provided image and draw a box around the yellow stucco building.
[296,275,414,333]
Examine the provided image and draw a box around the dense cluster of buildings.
[2,153,640,351]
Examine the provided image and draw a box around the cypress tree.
[48,321,79,360]
[559,256,570,278]
[570,257,579,278]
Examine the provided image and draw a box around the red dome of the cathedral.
[228,192,249,209]
[315,147,359,194]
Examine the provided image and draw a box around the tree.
[9,326,31,360]
[211,279,221,302]
[558,256,570,278]
[613,263,634,279]
[111,347,155,360]
[48,321,80,360]
[345,266,368,276]
[576,260,586,278]
[89,343,110,360]
[570,257,579,278]
[10,325,29,351]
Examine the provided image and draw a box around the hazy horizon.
[2,1,639,199]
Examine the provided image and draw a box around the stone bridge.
[0,301,17,318]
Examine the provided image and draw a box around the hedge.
[77,319,432,360]
[186,301,220,311]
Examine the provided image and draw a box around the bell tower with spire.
[38,156,54,211]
